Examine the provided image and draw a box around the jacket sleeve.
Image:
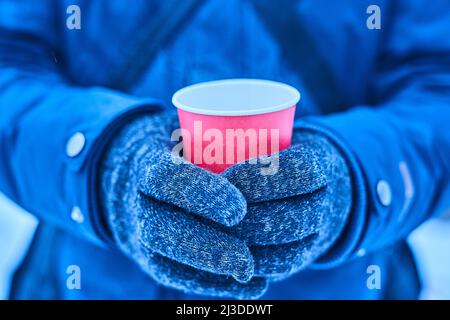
[0,1,161,246]
[305,0,450,267]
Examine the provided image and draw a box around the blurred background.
[0,193,37,299]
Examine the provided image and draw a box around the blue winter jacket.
[1,0,449,299]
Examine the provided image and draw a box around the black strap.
[250,0,347,113]
[109,0,203,91]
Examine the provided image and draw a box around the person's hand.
[100,112,267,299]
[222,130,352,279]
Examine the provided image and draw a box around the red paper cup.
[172,79,300,173]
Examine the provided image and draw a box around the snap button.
[376,180,392,206]
[66,132,86,157]
[71,206,84,224]
[357,248,366,257]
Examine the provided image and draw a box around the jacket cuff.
[293,118,368,268]
[62,90,162,247]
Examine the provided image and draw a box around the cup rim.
[172,78,300,116]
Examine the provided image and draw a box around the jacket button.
[66,132,85,157]
[71,206,84,223]
[357,248,366,257]
[376,180,392,206]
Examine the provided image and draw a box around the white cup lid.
[172,79,300,116]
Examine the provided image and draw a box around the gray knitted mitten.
[100,112,267,299]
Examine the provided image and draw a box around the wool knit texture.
[100,111,352,298]
[223,130,352,278]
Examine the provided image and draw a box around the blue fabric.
[1,0,449,299]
